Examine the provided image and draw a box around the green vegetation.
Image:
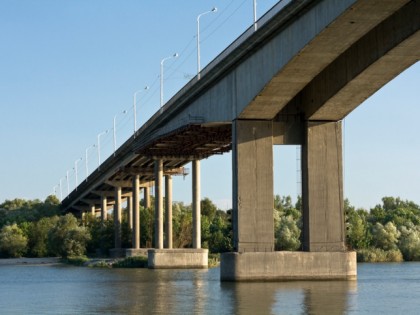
[112,256,148,268]
[1,194,420,264]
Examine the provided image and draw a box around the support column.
[90,204,95,216]
[114,186,122,249]
[154,160,164,249]
[127,196,133,231]
[144,186,151,208]
[101,194,107,222]
[164,175,173,249]
[192,160,201,249]
[132,175,140,249]
[301,121,345,252]
[232,119,274,252]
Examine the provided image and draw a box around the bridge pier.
[148,159,208,269]
[144,186,151,208]
[127,196,133,231]
[164,175,173,249]
[101,194,107,222]
[126,174,150,257]
[221,119,356,281]
[110,186,124,258]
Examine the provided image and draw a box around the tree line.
[1,195,420,262]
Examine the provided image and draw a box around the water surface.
[0,262,419,314]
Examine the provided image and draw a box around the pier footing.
[220,251,357,281]
[148,248,208,269]
[125,248,149,257]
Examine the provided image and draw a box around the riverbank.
[0,257,61,265]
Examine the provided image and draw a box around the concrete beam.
[120,166,187,176]
[232,120,274,252]
[293,1,420,121]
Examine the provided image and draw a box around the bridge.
[61,0,420,280]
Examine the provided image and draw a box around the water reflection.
[221,279,357,315]
[0,265,359,314]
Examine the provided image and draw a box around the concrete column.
[114,186,122,249]
[101,194,107,222]
[154,160,164,249]
[90,204,95,216]
[192,160,201,249]
[144,186,151,208]
[132,175,140,249]
[127,196,133,230]
[232,120,274,252]
[301,121,345,252]
[164,175,173,249]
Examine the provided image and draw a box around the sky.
[0,0,418,211]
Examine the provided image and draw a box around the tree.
[48,214,91,258]
[0,224,28,258]
[275,215,301,251]
[27,216,59,257]
[345,200,370,249]
[201,198,217,221]
[371,222,400,251]
[398,224,420,261]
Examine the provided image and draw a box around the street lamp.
[113,110,127,154]
[74,157,82,190]
[85,144,96,181]
[253,0,257,31]
[97,130,109,167]
[197,7,217,79]
[66,170,71,197]
[160,53,179,108]
[133,86,149,134]
[59,177,65,201]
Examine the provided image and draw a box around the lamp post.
[197,7,217,79]
[59,177,65,201]
[133,86,149,134]
[97,130,108,167]
[66,170,70,197]
[253,0,257,31]
[85,144,96,181]
[74,157,82,190]
[160,53,179,108]
[113,110,127,154]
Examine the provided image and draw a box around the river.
[0,262,419,314]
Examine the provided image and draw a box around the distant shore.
[0,257,61,265]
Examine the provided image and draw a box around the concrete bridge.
[61,0,420,280]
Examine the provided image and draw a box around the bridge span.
[61,0,419,280]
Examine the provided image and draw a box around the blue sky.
[0,1,418,210]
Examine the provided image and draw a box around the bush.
[357,248,403,262]
[62,255,89,266]
[112,256,148,268]
[0,224,28,258]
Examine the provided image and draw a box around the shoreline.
[0,257,61,266]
